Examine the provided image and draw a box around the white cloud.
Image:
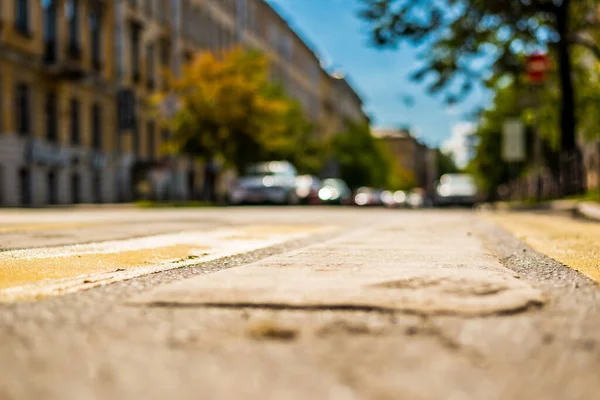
[444,106,461,116]
[441,122,476,169]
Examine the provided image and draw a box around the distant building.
[372,128,437,193]
[0,0,367,207]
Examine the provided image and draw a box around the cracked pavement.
[0,207,599,399]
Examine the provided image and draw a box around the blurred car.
[318,179,352,205]
[407,189,425,208]
[354,187,384,206]
[229,161,299,205]
[295,175,322,205]
[392,190,408,207]
[434,174,478,207]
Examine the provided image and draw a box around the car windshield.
[441,174,475,187]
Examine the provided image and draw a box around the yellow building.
[0,0,368,206]
[0,0,117,206]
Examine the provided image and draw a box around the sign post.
[525,52,550,200]
[502,119,526,199]
[502,120,526,163]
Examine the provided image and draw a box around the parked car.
[434,174,478,207]
[295,175,322,205]
[229,161,299,205]
[354,187,384,206]
[392,190,408,207]
[407,189,426,208]
[318,179,352,205]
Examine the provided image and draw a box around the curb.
[575,202,600,222]
[480,200,600,222]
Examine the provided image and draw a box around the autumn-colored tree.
[156,47,321,174]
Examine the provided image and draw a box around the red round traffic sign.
[526,53,550,83]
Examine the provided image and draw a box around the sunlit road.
[1,206,599,399]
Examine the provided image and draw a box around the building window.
[92,103,102,150]
[144,0,153,18]
[132,122,140,156]
[131,23,141,83]
[15,83,30,137]
[70,98,80,146]
[90,9,102,70]
[159,38,170,67]
[19,168,31,206]
[92,172,102,203]
[0,79,2,132]
[66,0,81,57]
[146,43,155,90]
[71,173,80,204]
[118,89,136,131]
[45,91,58,142]
[43,0,58,64]
[47,170,58,204]
[147,120,155,159]
[0,165,4,205]
[161,128,170,142]
[15,0,29,35]
[158,0,167,23]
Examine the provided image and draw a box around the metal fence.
[499,141,600,201]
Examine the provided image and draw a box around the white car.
[435,174,478,207]
[229,161,299,205]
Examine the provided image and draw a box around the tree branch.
[571,35,600,60]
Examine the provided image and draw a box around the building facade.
[0,0,118,206]
[0,0,367,206]
[372,128,437,193]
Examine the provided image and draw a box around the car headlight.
[355,193,368,206]
[319,187,333,201]
[393,191,406,204]
[437,186,451,197]
[297,187,310,198]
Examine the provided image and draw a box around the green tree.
[332,122,389,189]
[359,0,600,162]
[331,122,413,190]
[435,149,460,178]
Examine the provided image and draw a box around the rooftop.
[371,128,412,140]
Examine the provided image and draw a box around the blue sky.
[266,0,491,156]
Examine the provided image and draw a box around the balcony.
[44,47,86,80]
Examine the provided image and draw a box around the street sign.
[502,119,526,162]
[526,53,549,84]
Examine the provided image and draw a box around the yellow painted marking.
[485,212,600,283]
[0,245,206,290]
[0,225,335,302]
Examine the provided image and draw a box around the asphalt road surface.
[0,206,599,400]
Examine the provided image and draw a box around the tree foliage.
[435,149,460,178]
[359,0,600,153]
[156,48,322,173]
[466,46,600,198]
[332,122,416,190]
